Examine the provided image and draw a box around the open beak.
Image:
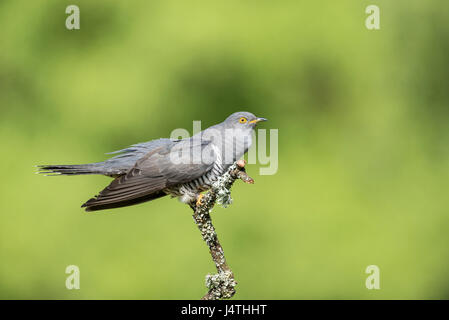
[249,117,268,124]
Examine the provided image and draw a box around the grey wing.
[154,138,217,184]
[82,139,216,211]
[101,138,177,176]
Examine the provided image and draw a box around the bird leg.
[196,193,205,206]
[189,161,254,300]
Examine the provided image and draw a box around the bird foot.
[196,193,205,207]
[236,159,246,168]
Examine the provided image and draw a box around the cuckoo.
[38,112,267,211]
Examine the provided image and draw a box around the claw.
[236,159,246,168]
[196,193,205,206]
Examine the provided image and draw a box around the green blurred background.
[0,0,448,299]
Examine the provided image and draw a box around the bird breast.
[165,144,225,203]
[166,129,253,203]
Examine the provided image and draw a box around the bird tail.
[36,163,106,176]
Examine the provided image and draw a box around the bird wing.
[101,138,178,176]
[82,139,216,211]
[152,138,217,184]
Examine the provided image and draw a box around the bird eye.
[239,117,247,124]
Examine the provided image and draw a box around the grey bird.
[38,112,267,212]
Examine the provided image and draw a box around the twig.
[189,159,254,300]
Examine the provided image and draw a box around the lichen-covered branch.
[189,159,254,300]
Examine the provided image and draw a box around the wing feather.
[82,138,217,211]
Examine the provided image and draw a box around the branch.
[189,159,254,300]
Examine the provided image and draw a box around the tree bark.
[189,160,254,300]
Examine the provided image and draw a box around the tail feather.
[36,164,104,176]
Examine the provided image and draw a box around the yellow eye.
[239,117,247,124]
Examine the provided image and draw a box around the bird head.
[224,111,267,130]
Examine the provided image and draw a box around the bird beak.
[249,117,268,124]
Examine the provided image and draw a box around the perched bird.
[38,112,267,212]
